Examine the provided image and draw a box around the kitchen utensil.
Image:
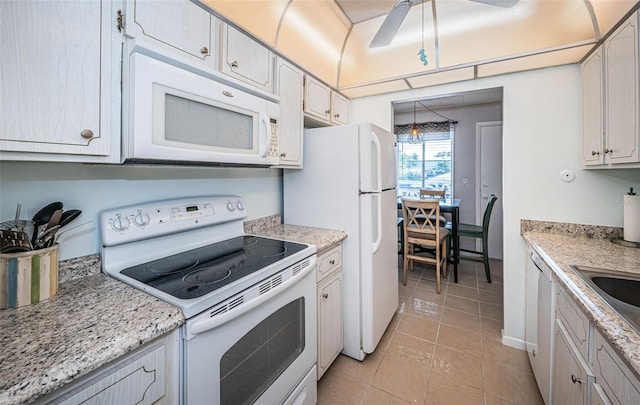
[59,209,82,229]
[34,225,60,250]
[30,202,63,246]
[0,229,32,253]
[45,209,63,231]
[14,203,21,227]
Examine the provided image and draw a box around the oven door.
[183,257,317,405]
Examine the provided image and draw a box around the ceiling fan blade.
[467,0,519,8]
[369,0,412,48]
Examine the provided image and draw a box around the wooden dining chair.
[419,189,446,198]
[455,194,498,283]
[401,198,449,293]
[419,189,447,226]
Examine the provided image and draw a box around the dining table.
[397,197,462,283]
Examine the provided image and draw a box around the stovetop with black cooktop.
[120,235,308,299]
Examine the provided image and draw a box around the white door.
[360,189,399,354]
[475,121,503,259]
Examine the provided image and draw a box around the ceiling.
[199,0,639,99]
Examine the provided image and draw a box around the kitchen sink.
[569,265,640,334]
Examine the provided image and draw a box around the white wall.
[351,64,640,346]
[0,162,282,260]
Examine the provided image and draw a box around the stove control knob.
[134,211,151,227]
[226,201,236,211]
[236,200,245,211]
[111,215,130,232]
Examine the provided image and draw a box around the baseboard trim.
[502,333,526,350]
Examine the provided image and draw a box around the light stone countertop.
[0,257,184,405]
[522,222,640,378]
[244,215,348,253]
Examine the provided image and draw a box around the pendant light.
[409,100,422,143]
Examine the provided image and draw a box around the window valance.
[394,121,456,135]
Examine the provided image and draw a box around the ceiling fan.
[369,0,520,48]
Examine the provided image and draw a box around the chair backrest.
[482,194,498,234]
[401,198,442,242]
[420,189,446,198]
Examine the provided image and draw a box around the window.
[395,122,454,199]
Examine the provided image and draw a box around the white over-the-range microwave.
[122,44,280,167]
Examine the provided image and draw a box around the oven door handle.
[189,258,315,337]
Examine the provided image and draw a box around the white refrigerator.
[283,122,398,361]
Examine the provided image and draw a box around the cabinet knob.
[570,374,582,384]
[280,152,287,158]
[200,46,209,55]
[322,293,328,299]
[80,129,94,139]
[325,109,331,114]
[591,150,600,156]
[231,60,239,68]
[329,259,335,265]
[532,349,536,357]
[604,148,613,154]
[334,113,340,119]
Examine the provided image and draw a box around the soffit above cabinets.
[198,0,639,98]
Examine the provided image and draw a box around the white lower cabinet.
[316,244,343,380]
[592,329,640,405]
[38,329,180,405]
[553,319,594,405]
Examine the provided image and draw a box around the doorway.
[392,88,504,259]
[476,121,503,260]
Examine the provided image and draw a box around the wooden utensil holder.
[0,244,59,309]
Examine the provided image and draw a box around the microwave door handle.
[258,113,271,157]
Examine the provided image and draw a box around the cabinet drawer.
[56,344,167,405]
[317,245,341,282]
[593,329,640,405]
[556,286,590,360]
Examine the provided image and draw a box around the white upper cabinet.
[582,11,639,167]
[124,0,215,69]
[582,47,604,165]
[304,76,332,122]
[604,11,639,164]
[276,58,304,167]
[304,76,349,126]
[330,91,349,125]
[0,0,119,162]
[220,24,274,93]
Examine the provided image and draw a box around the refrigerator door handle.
[371,132,382,192]
[372,193,382,254]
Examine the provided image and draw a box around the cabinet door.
[593,329,640,405]
[317,271,343,380]
[276,58,304,167]
[582,47,604,165]
[126,0,215,68]
[553,320,593,405]
[605,12,639,164]
[221,24,273,92]
[330,92,349,125]
[304,76,331,122]
[0,0,111,157]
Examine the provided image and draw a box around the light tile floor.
[317,258,544,405]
